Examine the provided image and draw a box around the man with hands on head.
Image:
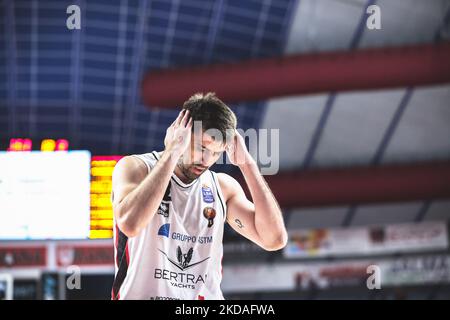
[111,92,287,300]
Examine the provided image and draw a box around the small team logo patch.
[203,207,216,228]
[158,223,170,238]
[202,185,214,203]
[158,201,170,218]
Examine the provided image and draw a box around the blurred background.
[1,0,450,300]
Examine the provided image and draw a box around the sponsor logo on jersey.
[203,207,216,228]
[158,223,170,238]
[149,296,180,300]
[201,184,214,203]
[154,268,208,290]
[157,184,171,218]
[158,246,209,271]
[171,232,213,244]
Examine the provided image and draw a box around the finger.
[181,109,190,127]
[186,117,193,129]
[172,113,181,128]
[175,109,186,127]
[170,111,182,126]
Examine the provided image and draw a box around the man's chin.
[182,170,199,180]
[191,167,207,177]
[190,171,203,178]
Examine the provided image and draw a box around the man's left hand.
[226,129,254,167]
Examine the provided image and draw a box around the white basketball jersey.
[112,151,226,300]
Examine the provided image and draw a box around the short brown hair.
[182,92,237,143]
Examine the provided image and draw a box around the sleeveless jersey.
[112,151,227,300]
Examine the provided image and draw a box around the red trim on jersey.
[112,224,129,300]
[112,290,121,300]
[125,243,130,264]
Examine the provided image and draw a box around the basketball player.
[111,93,287,300]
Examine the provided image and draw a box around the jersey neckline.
[151,151,199,188]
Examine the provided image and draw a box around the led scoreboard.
[89,156,123,239]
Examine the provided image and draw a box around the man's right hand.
[113,109,192,238]
[164,109,193,160]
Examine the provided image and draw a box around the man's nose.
[202,151,213,166]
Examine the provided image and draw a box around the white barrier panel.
[222,254,450,293]
[284,221,448,259]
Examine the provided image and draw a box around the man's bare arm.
[219,170,287,251]
[222,130,288,251]
[112,110,192,237]
[112,152,178,237]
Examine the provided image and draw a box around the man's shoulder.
[214,171,232,182]
[114,155,148,178]
[214,172,241,200]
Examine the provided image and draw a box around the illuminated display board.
[89,156,123,239]
[7,138,69,152]
[0,151,91,240]
[2,137,122,240]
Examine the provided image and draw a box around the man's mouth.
[192,166,207,173]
